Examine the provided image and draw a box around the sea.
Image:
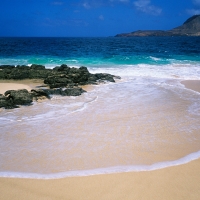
[0,37,200,179]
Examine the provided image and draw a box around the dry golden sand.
[0,159,200,200]
[0,83,32,94]
[0,79,44,94]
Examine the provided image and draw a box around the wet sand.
[181,80,200,93]
[0,158,200,200]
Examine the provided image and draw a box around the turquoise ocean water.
[0,37,200,179]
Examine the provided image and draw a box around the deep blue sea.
[0,37,200,69]
[0,37,200,179]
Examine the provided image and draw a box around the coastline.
[181,80,200,93]
[0,78,200,199]
[1,79,199,95]
[0,158,200,200]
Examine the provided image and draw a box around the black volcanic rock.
[53,64,70,72]
[95,73,116,82]
[0,64,52,79]
[60,87,86,96]
[0,94,17,109]
[44,75,73,88]
[31,87,86,97]
[0,65,15,69]
[30,64,45,70]
[0,64,121,109]
[31,89,51,100]
[0,64,120,86]
[5,89,33,105]
[115,15,200,37]
[0,86,87,109]
[8,67,30,79]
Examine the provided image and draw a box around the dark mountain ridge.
[115,15,200,37]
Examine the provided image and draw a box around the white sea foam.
[188,102,200,116]
[88,63,200,80]
[1,56,199,80]
[1,150,200,179]
[0,94,98,125]
[149,56,161,61]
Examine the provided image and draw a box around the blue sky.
[1,0,200,37]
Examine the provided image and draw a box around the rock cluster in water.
[0,64,121,109]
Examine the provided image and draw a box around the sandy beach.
[0,82,31,94]
[0,79,44,94]
[0,79,200,200]
[0,158,200,200]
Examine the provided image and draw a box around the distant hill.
[115,15,200,37]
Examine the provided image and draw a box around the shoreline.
[181,80,200,93]
[0,78,200,199]
[1,149,200,179]
[1,78,200,93]
[0,158,200,200]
